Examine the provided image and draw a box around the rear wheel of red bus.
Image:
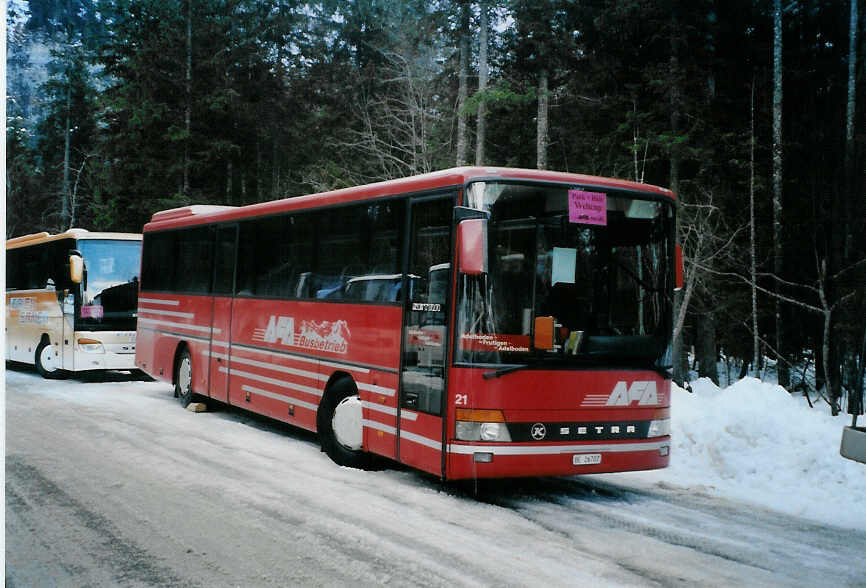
[317,376,372,469]
[174,348,195,407]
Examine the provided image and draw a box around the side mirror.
[675,244,684,290]
[69,253,83,284]
[457,218,488,275]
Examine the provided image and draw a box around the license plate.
[572,453,602,466]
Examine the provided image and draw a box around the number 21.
[455,394,468,406]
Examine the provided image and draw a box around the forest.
[5,0,865,413]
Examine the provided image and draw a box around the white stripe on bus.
[138,317,218,334]
[240,384,318,411]
[399,429,442,450]
[447,440,668,456]
[360,402,416,421]
[362,419,396,436]
[138,297,180,306]
[225,342,375,375]
[361,421,441,451]
[357,382,395,397]
[137,308,195,319]
[362,402,396,418]
[205,349,396,398]
[211,352,324,383]
[220,367,323,397]
[138,327,210,343]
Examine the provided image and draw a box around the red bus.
[135,167,679,479]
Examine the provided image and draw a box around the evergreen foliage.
[5,0,865,403]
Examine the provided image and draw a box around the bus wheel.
[318,377,372,469]
[35,340,65,379]
[174,349,194,407]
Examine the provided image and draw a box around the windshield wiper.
[483,364,530,379]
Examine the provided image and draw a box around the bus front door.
[399,195,453,476]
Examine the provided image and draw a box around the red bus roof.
[144,167,676,232]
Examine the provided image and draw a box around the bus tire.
[35,339,65,379]
[174,348,195,407]
[317,377,372,469]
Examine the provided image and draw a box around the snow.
[6,365,866,585]
[5,367,865,536]
[614,377,866,530]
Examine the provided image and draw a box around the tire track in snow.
[450,476,865,587]
[6,455,193,588]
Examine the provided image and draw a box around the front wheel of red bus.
[35,338,66,379]
[318,377,373,469]
[174,348,195,407]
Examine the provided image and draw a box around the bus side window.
[176,227,213,294]
[312,202,403,303]
[213,226,237,295]
[141,231,177,292]
[6,248,21,290]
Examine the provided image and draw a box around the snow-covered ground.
[615,377,866,531]
[5,366,865,586]
[6,365,864,531]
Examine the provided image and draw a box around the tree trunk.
[455,1,470,166]
[475,1,488,166]
[272,134,280,199]
[845,0,858,260]
[696,312,719,385]
[815,330,826,392]
[183,0,192,198]
[226,160,233,204]
[62,81,72,229]
[821,305,838,414]
[750,80,759,372]
[256,136,262,202]
[60,0,72,229]
[773,0,789,388]
[536,67,549,170]
[669,18,687,386]
[738,359,750,380]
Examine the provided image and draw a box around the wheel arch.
[35,334,64,378]
[324,370,356,395]
[171,341,191,386]
[316,370,356,429]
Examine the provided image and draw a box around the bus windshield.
[455,181,674,368]
[77,239,141,331]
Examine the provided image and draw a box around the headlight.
[480,422,507,441]
[455,421,481,440]
[77,338,105,353]
[647,418,670,438]
[455,408,512,442]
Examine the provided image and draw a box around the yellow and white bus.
[6,229,142,378]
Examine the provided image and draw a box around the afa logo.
[262,316,294,345]
[606,381,658,406]
[255,315,350,354]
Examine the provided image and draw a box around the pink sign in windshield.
[81,305,104,319]
[568,189,607,226]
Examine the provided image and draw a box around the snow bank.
[628,377,866,530]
